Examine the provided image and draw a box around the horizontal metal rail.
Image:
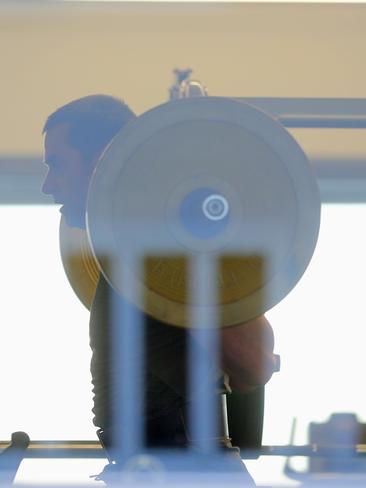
[279,116,366,129]
[2,441,366,459]
[0,441,104,459]
[238,97,366,128]
[259,444,366,457]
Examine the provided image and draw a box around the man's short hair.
[43,94,136,161]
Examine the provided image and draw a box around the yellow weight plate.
[59,216,99,310]
[85,97,320,327]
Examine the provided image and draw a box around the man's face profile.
[42,123,94,228]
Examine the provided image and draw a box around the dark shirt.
[89,274,224,431]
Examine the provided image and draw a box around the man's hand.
[220,315,278,393]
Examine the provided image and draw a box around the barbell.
[60,96,320,327]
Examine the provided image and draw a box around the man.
[42,94,277,484]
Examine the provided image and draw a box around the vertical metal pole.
[111,255,144,461]
[188,253,219,454]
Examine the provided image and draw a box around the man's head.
[42,94,136,228]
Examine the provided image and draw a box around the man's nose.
[41,171,56,195]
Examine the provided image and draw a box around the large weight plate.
[59,216,99,310]
[86,97,320,327]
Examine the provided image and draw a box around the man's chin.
[60,205,86,230]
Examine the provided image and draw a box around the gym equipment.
[60,96,320,328]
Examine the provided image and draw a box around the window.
[2,203,366,484]
[248,203,366,485]
[0,205,93,442]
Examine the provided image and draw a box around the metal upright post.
[111,254,144,462]
[188,253,219,455]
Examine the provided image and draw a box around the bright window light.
[0,205,93,441]
[1,203,366,485]
[248,203,366,485]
